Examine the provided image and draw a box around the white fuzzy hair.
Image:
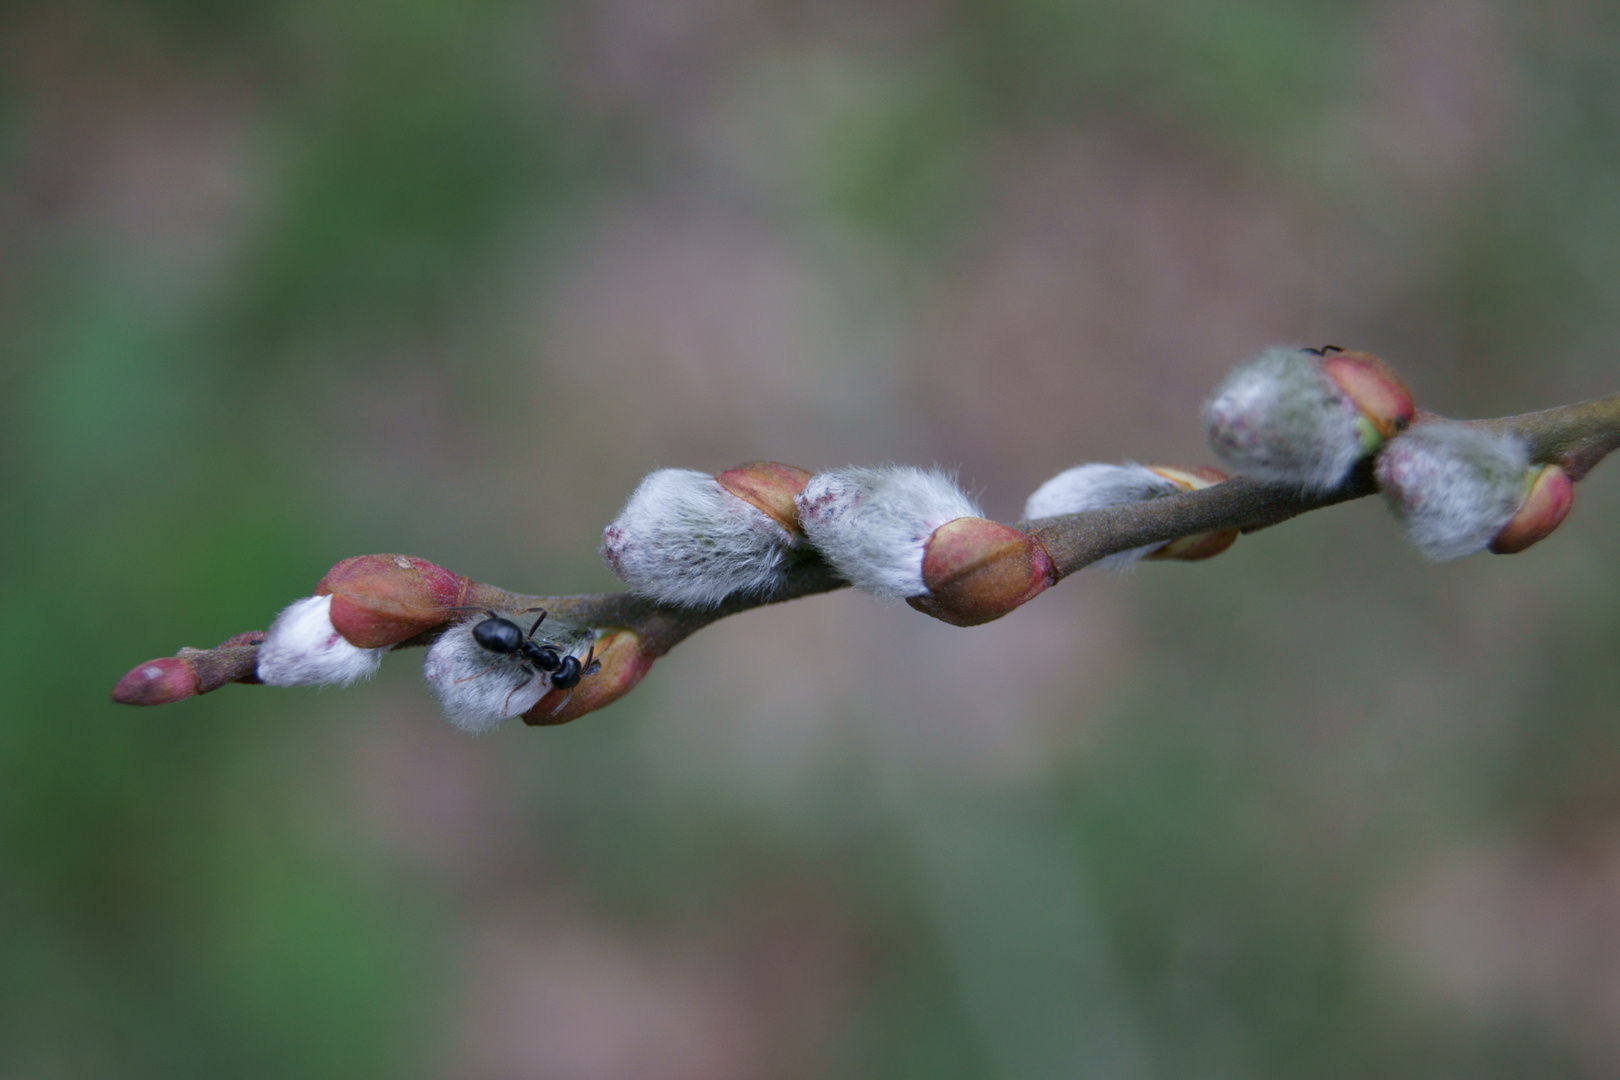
[423,616,597,734]
[796,466,981,598]
[1204,347,1367,492]
[1375,423,1529,561]
[256,595,385,687]
[1024,463,1183,569]
[601,469,798,608]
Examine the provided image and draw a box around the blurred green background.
[5,0,1620,1076]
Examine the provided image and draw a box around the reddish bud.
[524,628,657,726]
[1490,464,1575,555]
[605,468,805,606]
[316,554,469,648]
[1320,350,1416,441]
[716,461,813,535]
[1149,530,1238,561]
[1376,422,1532,560]
[1206,346,1414,491]
[113,657,201,706]
[1141,466,1240,561]
[909,517,1056,627]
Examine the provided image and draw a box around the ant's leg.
[453,664,499,686]
[526,610,548,638]
[503,670,534,716]
[582,645,601,677]
[549,688,574,716]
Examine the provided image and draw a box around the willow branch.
[1033,394,1619,577]
[114,392,1620,720]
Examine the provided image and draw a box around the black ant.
[1303,344,1344,356]
[450,607,601,712]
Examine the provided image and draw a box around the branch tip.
[113,656,200,706]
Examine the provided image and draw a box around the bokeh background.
[5,0,1620,1076]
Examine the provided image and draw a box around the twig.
[112,393,1620,723]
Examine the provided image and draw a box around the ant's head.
[549,643,601,690]
[551,655,583,690]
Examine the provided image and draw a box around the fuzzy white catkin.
[601,469,798,607]
[256,595,386,687]
[422,618,596,734]
[1375,423,1530,561]
[1204,346,1367,492]
[1024,463,1183,569]
[797,466,981,598]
